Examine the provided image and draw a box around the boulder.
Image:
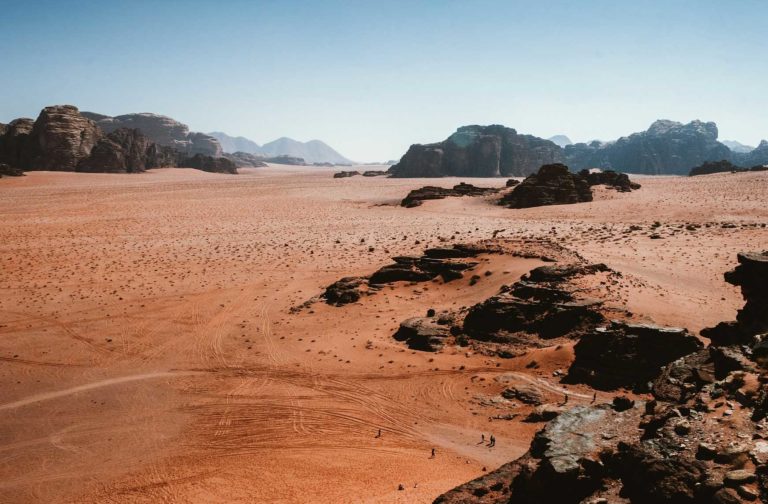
[393,317,451,351]
[499,164,593,208]
[323,276,368,306]
[689,160,744,176]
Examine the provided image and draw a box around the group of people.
[480,433,496,447]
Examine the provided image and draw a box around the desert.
[0,164,766,502]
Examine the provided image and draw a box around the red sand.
[0,166,765,502]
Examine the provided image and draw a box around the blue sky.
[1,0,767,161]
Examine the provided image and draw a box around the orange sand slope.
[0,166,766,503]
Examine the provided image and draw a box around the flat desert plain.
[0,166,766,503]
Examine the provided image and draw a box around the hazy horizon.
[2,0,767,161]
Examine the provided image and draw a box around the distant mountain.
[721,140,754,153]
[548,135,573,147]
[259,137,352,164]
[208,132,261,154]
[206,132,352,164]
[388,125,563,177]
[564,120,732,175]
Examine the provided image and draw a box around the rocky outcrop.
[394,316,453,351]
[702,251,768,347]
[734,140,768,167]
[0,163,24,177]
[389,125,564,178]
[179,153,237,174]
[83,112,223,157]
[462,263,609,348]
[564,120,732,175]
[264,155,305,165]
[323,277,368,306]
[578,169,641,191]
[566,321,703,391]
[0,106,238,175]
[499,164,592,208]
[401,183,500,207]
[333,170,360,178]
[223,151,268,168]
[77,127,175,173]
[321,243,499,307]
[689,160,743,176]
[362,170,388,177]
[27,105,102,171]
[0,118,35,169]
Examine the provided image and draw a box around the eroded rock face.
[564,119,732,175]
[389,125,564,178]
[84,112,223,157]
[401,183,500,208]
[77,128,160,173]
[28,105,102,171]
[689,160,743,176]
[567,321,703,391]
[499,164,592,208]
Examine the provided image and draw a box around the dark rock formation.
[499,164,592,208]
[223,151,268,168]
[401,183,500,208]
[564,120,732,175]
[462,263,608,347]
[77,128,173,173]
[0,163,24,177]
[179,153,238,174]
[734,140,768,167]
[362,170,388,177]
[389,125,564,178]
[578,169,641,191]
[369,255,477,284]
[333,170,360,178]
[394,316,452,351]
[702,251,768,347]
[321,243,497,307]
[28,105,102,171]
[264,155,305,165]
[689,159,744,176]
[0,118,35,169]
[83,111,223,157]
[323,277,368,306]
[567,321,703,391]
[0,106,238,175]
[437,253,768,504]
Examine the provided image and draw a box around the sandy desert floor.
[0,165,766,503]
